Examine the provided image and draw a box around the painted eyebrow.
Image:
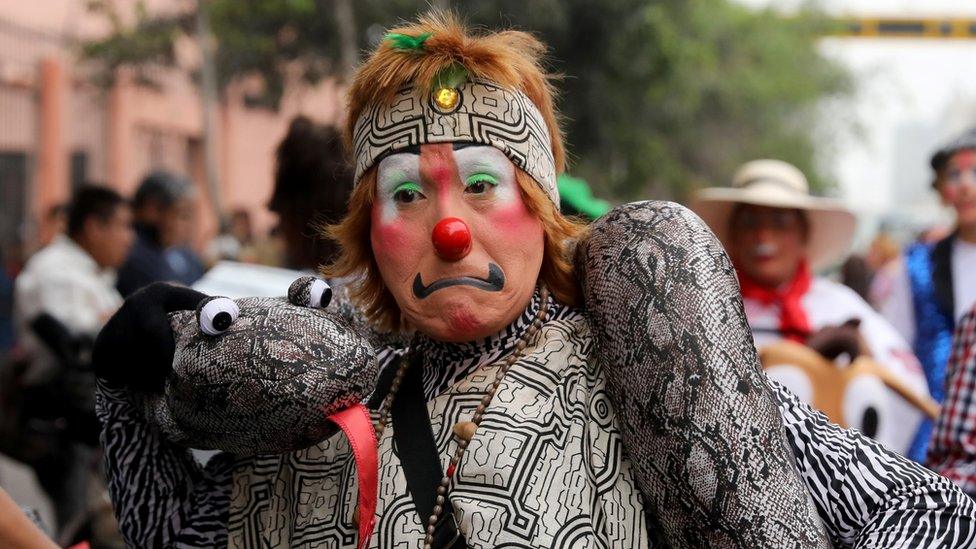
[387,142,477,157]
[380,145,421,159]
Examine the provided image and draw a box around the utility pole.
[334,0,357,75]
[196,0,224,227]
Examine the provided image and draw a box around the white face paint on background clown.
[371,144,545,342]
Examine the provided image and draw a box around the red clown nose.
[431,217,472,261]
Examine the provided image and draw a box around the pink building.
[0,1,344,264]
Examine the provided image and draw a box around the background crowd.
[2,1,976,547]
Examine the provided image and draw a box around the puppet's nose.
[432,217,472,261]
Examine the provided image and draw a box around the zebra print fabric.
[97,380,232,548]
[776,381,976,547]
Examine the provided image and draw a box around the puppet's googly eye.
[307,279,332,308]
[843,375,888,439]
[198,297,239,336]
[287,276,332,308]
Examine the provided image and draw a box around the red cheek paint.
[486,199,541,235]
[952,150,976,170]
[370,202,415,259]
[943,185,960,202]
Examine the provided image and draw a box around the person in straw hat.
[91,13,976,549]
[692,159,931,457]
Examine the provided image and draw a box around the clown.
[92,13,976,549]
[691,159,932,457]
[878,127,976,459]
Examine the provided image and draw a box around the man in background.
[691,159,930,458]
[12,184,133,534]
[15,186,132,346]
[116,171,199,296]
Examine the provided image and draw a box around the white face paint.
[375,145,519,224]
[376,152,421,224]
[369,143,545,343]
[452,146,519,205]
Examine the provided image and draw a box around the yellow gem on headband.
[433,87,460,110]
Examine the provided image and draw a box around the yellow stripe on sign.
[829,18,976,39]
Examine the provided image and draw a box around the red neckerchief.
[738,261,813,343]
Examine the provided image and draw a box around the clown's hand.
[94,277,378,456]
[806,318,865,363]
[577,201,830,548]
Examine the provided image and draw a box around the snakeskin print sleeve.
[578,201,830,548]
[96,379,231,548]
[773,379,976,548]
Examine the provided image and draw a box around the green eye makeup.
[466,173,499,186]
[392,182,423,203]
[393,182,421,194]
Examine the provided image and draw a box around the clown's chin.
[445,305,484,338]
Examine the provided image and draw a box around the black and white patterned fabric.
[413,290,577,399]
[579,201,829,546]
[95,201,976,548]
[97,379,234,548]
[351,80,559,202]
[228,295,647,548]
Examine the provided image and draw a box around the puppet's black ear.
[93,282,207,393]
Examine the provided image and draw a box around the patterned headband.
[351,79,559,204]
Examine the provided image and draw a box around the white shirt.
[14,235,123,339]
[881,238,976,344]
[953,239,976,321]
[745,277,929,454]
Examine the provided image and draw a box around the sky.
[735,0,976,240]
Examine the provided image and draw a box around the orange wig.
[327,11,585,331]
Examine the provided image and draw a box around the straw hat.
[690,159,856,271]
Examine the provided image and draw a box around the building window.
[71,150,88,189]
[0,152,27,261]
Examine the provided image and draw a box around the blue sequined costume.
[904,242,955,461]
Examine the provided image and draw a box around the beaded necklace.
[374,286,551,549]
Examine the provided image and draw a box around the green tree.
[82,0,851,201]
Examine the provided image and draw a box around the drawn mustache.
[412,263,505,299]
[753,243,778,257]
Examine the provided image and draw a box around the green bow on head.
[385,32,433,52]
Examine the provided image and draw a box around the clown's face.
[728,205,808,288]
[370,144,545,342]
[940,149,976,229]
